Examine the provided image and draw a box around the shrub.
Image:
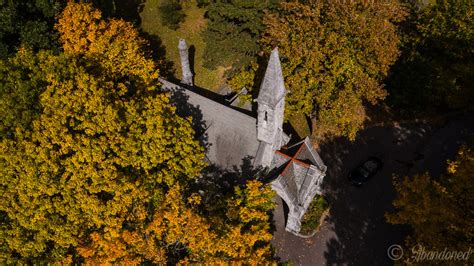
[159,1,185,30]
[300,195,329,234]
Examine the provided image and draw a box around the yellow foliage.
[0,2,205,264]
[56,2,158,84]
[228,62,258,103]
[1,2,275,264]
[261,0,406,140]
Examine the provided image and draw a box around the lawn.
[140,0,228,92]
[289,113,311,139]
[140,0,310,135]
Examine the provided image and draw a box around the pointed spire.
[257,47,286,107]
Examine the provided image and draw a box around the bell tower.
[256,48,287,150]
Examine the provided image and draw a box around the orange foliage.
[1,2,276,264]
[56,2,158,84]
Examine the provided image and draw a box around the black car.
[349,157,383,186]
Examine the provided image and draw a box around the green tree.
[386,144,474,264]
[261,0,406,140]
[387,0,474,112]
[201,0,280,70]
[92,0,144,26]
[0,0,62,58]
[159,0,185,30]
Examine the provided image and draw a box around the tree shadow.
[306,114,313,135]
[164,83,268,222]
[191,156,265,215]
[168,78,255,117]
[315,124,433,265]
[281,198,289,229]
[139,31,175,78]
[166,86,209,150]
[282,121,299,144]
[269,123,435,264]
[383,13,473,116]
[250,55,272,113]
[165,83,272,228]
[164,82,265,193]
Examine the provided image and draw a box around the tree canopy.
[159,0,185,30]
[261,0,406,140]
[0,2,276,264]
[0,0,62,58]
[201,0,280,70]
[387,0,474,112]
[0,2,204,263]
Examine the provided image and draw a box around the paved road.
[271,113,474,266]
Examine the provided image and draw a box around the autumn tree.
[153,180,275,264]
[387,0,474,112]
[201,0,280,70]
[72,179,275,264]
[260,0,406,140]
[219,180,275,263]
[0,2,205,263]
[0,50,46,138]
[386,144,474,264]
[1,3,276,264]
[227,61,259,102]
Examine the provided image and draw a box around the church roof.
[160,79,261,170]
[256,48,286,107]
[165,39,326,235]
[270,137,326,207]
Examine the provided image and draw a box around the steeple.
[256,48,287,148]
[256,48,286,108]
[178,39,193,86]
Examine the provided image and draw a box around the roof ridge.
[160,78,256,121]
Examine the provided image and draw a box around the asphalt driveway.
[271,113,474,265]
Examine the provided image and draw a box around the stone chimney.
[178,39,193,86]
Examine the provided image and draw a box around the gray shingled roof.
[269,137,327,233]
[256,48,286,107]
[270,137,326,206]
[160,79,260,170]
[164,40,327,235]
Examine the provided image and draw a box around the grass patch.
[140,0,228,91]
[300,195,328,234]
[289,113,311,138]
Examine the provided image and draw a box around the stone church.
[160,39,327,235]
